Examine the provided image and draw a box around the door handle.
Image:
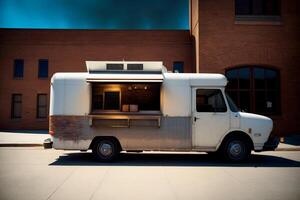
[194,117,199,122]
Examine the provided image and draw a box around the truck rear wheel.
[92,139,119,162]
[222,137,251,162]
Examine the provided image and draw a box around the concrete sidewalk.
[0,131,50,147]
[276,143,300,151]
[0,131,299,151]
[276,135,300,151]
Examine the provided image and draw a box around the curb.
[0,143,43,147]
[275,148,300,151]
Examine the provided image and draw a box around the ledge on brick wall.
[235,15,282,25]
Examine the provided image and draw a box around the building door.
[192,88,230,148]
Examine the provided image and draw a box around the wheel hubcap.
[99,143,113,157]
[229,142,243,157]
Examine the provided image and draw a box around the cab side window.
[196,89,227,112]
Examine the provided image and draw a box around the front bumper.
[262,135,279,151]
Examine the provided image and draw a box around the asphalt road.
[0,148,299,200]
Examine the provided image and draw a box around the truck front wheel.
[222,137,251,162]
[92,139,119,162]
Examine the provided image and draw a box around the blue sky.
[0,0,189,29]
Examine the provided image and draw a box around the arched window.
[225,66,280,115]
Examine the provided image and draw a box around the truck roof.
[163,73,228,87]
[52,61,227,87]
[51,72,227,87]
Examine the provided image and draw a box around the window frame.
[36,94,48,118]
[91,83,161,113]
[235,0,281,24]
[11,94,22,119]
[13,59,24,79]
[195,88,228,113]
[38,59,49,78]
[225,66,281,115]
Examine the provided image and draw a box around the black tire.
[221,137,251,162]
[92,139,119,162]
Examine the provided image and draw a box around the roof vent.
[106,64,124,70]
[127,64,143,70]
[86,61,166,74]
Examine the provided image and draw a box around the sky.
[0,0,189,30]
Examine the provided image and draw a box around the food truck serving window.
[91,83,161,113]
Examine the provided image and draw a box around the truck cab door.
[192,88,230,149]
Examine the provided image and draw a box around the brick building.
[0,30,193,129]
[0,0,300,136]
[191,0,300,136]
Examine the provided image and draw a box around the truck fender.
[216,129,254,151]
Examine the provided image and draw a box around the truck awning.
[86,74,164,83]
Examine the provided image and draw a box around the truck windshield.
[226,93,239,112]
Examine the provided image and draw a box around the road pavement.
[0,147,299,200]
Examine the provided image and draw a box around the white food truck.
[48,61,278,162]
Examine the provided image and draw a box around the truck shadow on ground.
[49,152,300,167]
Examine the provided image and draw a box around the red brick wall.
[0,29,193,129]
[198,0,300,135]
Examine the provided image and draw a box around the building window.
[196,89,227,112]
[37,94,47,118]
[11,94,22,118]
[38,59,48,78]
[13,59,24,78]
[225,66,280,114]
[235,0,281,22]
[173,61,184,73]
